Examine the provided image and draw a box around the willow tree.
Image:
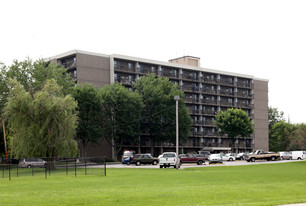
[4,79,79,159]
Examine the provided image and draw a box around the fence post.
[75,158,77,177]
[85,157,87,175]
[104,156,106,176]
[45,163,47,179]
[9,157,11,181]
[32,165,34,176]
[66,159,68,176]
[17,163,18,178]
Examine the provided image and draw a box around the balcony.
[219,101,234,107]
[219,79,235,86]
[202,99,218,105]
[219,89,235,96]
[202,88,218,94]
[202,110,218,115]
[236,102,254,109]
[236,81,253,88]
[201,77,218,84]
[160,71,179,79]
[203,120,215,126]
[60,61,76,70]
[236,92,253,98]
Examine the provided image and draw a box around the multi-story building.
[47,50,268,160]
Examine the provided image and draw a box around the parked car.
[130,154,159,166]
[236,153,246,160]
[159,152,180,168]
[279,152,292,160]
[121,150,135,162]
[19,158,46,168]
[208,154,222,164]
[221,153,236,161]
[291,151,305,160]
[198,151,211,159]
[179,153,205,165]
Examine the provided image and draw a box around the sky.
[1,0,306,123]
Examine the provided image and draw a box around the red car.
[179,153,205,165]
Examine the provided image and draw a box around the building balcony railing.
[201,77,219,84]
[160,72,179,79]
[219,79,235,86]
[114,65,136,73]
[115,79,135,85]
[202,88,218,94]
[182,74,198,81]
[219,90,235,96]
[236,103,254,109]
[60,61,76,69]
[236,92,253,98]
[236,81,254,88]
[203,120,215,126]
[181,86,199,92]
[219,101,234,107]
[202,132,218,137]
[202,99,218,105]
[202,110,218,115]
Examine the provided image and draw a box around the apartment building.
[47,50,269,159]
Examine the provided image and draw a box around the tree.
[133,74,192,155]
[98,83,143,159]
[0,59,74,115]
[73,84,103,157]
[288,123,306,151]
[214,108,254,152]
[269,121,295,152]
[4,79,79,158]
[269,107,285,130]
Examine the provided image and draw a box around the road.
[104,159,303,169]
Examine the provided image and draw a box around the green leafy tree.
[288,123,306,151]
[269,107,285,130]
[73,84,103,157]
[214,108,254,151]
[98,83,143,160]
[133,74,192,155]
[4,79,79,159]
[269,120,295,152]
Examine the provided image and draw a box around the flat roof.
[46,50,268,81]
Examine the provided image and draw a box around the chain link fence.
[0,157,106,181]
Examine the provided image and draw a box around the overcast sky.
[1,0,305,123]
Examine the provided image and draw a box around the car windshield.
[163,154,175,157]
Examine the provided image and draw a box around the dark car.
[131,154,159,166]
[179,153,205,165]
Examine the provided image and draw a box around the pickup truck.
[245,150,280,162]
[179,153,205,165]
[158,152,180,168]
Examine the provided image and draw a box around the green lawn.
[0,161,306,206]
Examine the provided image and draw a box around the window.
[128,62,134,69]
[114,60,118,68]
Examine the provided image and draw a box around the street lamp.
[174,95,180,169]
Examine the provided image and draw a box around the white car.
[208,154,222,164]
[221,153,236,161]
[158,152,180,168]
[291,151,305,160]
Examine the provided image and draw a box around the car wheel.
[136,161,141,166]
[298,157,302,160]
[271,156,276,161]
[127,162,130,165]
[197,160,203,165]
[160,165,163,168]
[281,157,283,160]
[251,157,255,162]
[152,160,157,165]
[27,165,31,168]
[289,157,292,160]
[229,158,233,161]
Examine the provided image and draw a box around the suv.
[19,158,46,168]
[159,152,180,168]
[130,154,159,166]
[179,154,205,165]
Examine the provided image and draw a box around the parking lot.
[105,159,302,169]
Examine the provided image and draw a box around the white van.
[291,151,305,160]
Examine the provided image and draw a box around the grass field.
[0,161,306,206]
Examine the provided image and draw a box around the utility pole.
[174,96,180,169]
